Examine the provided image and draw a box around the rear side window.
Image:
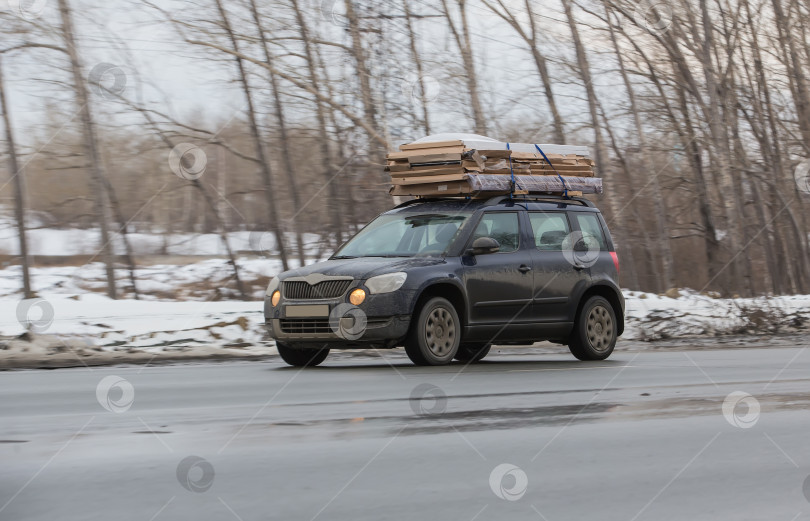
[529,212,570,251]
[472,212,519,253]
[573,213,607,250]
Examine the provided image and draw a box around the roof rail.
[482,195,594,208]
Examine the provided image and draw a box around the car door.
[527,211,590,323]
[462,211,535,329]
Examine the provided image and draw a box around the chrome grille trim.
[282,279,353,300]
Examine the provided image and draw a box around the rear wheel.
[568,296,617,361]
[454,343,491,363]
[276,342,329,367]
[404,297,461,366]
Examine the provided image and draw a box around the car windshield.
[333,212,470,258]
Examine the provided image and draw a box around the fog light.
[271,290,281,306]
[349,288,366,306]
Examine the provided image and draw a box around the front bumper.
[264,290,415,348]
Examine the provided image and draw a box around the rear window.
[529,212,570,251]
[572,213,607,250]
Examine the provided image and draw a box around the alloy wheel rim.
[425,307,455,357]
[586,305,614,352]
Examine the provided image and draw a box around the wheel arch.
[575,284,624,336]
[411,280,468,328]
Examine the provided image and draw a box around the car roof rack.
[392,197,452,209]
[482,195,595,208]
[392,194,594,210]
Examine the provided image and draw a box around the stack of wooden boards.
[386,138,603,197]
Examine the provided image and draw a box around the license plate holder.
[285,304,330,318]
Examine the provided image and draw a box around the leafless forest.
[1,0,810,299]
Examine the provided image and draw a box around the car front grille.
[283,279,352,300]
[279,318,333,334]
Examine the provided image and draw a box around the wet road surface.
[1,345,809,520]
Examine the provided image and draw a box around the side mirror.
[468,237,500,256]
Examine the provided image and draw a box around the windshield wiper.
[332,255,357,259]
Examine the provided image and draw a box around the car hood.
[279,257,445,280]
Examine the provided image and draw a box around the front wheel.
[568,296,617,361]
[404,297,461,366]
[276,342,329,367]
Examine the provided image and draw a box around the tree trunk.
[403,0,432,135]
[0,55,33,298]
[441,0,487,134]
[604,3,674,290]
[58,0,117,299]
[249,0,307,267]
[213,0,289,271]
[290,0,344,246]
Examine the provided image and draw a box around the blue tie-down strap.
[534,144,568,197]
[506,142,523,196]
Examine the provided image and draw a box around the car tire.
[276,342,329,367]
[404,297,461,366]
[568,296,617,361]
[454,343,491,363]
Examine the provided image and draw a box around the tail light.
[609,251,620,274]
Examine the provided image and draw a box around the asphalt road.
[1,345,809,521]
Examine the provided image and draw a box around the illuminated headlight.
[365,272,407,294]
[265,276,280,296]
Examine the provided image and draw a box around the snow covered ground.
[0,213,807,368]
[0,213,325,257]
[0,255,808,369]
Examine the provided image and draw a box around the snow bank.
[0,293,273,369]
[624,289,810,340]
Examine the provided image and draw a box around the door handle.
[518,265,532,273]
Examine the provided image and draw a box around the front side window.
[472,212,520,253]
[529,212,570,251]
[334,212,470,258]
[573,213,607,250]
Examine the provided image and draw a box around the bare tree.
[58,0,117,298]
[0,53,33,298]
[211,0,290,271]
[441,0,488,134]
[248,0,306,267]
[481,0,565,143]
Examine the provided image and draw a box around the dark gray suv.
[264,196,624,366]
